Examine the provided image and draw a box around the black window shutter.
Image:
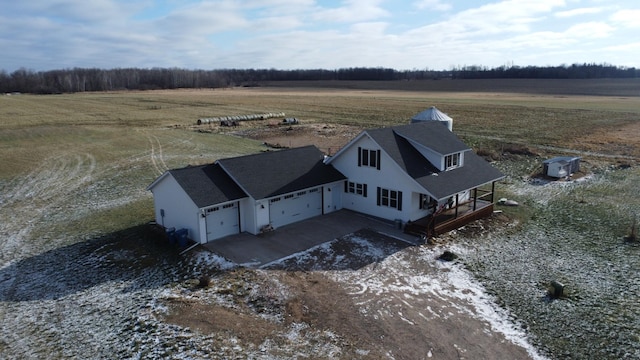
[357,147,362,166]
[363,184,368,197]
[376,187,381,206]
[344,180,348,192]
[376,150,381,170]
[398,191,403,211]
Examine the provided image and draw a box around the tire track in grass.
[142,130,166,176]
[0,129,205,358]
[0,153,98,263]
[149,134,162,175]
[0,129,181,263]
[2,153,94,207]
[1,128,175,261]
[150,135,169,173]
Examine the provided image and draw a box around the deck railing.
[404,200,494,237]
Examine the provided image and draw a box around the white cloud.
[13,0,141,24]
[413,0,452,12]
[312,0,390,23]
[554,7,603,18]
[610,9,640,28]
[154,2,249,36]
[564,21,614,38]
[603,41,640,54]
[349,21,389,35]
[0,0,638,72]
[445,0,567,35]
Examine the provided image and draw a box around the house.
[325,122,504,237]
[147,145,346,243]
[542,156,581,178]
[147,121,504,243]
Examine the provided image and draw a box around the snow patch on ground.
[326,242,547,360]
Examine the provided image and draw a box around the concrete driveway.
[202,209,420,267]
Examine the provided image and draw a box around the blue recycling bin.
[175,228,189,247]
[165,227,176,245]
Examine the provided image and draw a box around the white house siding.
[330,135,427,222]
[322,181,344,214]
[149,174,201,243]
[249,198,269,234]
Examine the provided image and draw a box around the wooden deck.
[404,200,494,237]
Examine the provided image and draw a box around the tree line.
[0,63,637,94]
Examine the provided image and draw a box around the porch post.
[455,193,459,218]
[491,181,496,203]
[473,188,478,211]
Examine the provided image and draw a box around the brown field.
[261,78,640,97]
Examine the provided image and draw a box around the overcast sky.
[2,0,639,72]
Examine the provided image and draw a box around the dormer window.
[358,147,381,170]
[445,153,461,170]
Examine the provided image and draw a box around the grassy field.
[1,84,638,254]
[1,80,640,359]
[2,83,638,175]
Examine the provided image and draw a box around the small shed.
[542,156,581,178]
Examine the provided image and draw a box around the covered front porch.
[405,183,497,238]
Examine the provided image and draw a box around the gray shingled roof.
[414,152,504,200]
[168,163,247,208]
[218,145,346,199]
[370,121,469,155]
[366,123,503,200]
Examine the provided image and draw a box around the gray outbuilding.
[542,156,581,178]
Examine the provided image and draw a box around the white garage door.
[269,188,322,228]
[206,202,239,242]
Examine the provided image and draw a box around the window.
[358,147,381,169]
[345,181,367,197]
[445,153,461,170]
[270,197,282,203]
[222,203,235,209]
[377,187,402,210]
[284,194,294,199]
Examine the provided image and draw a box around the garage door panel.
[206,202,239,241]
[269,189,321,228]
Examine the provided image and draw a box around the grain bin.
[411,106,453,131]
